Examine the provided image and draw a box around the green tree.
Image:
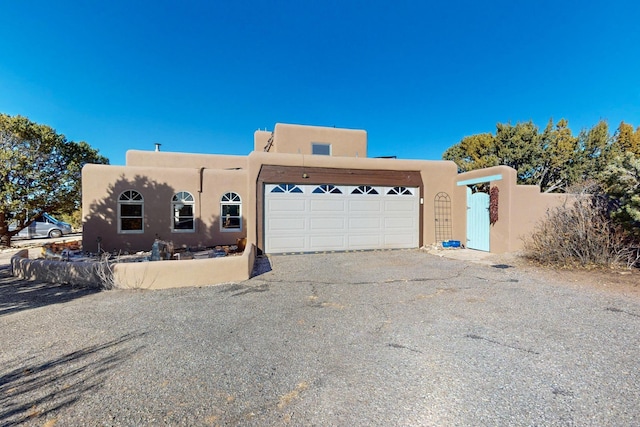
[600,152,640,236]
[577,119,611,179]
[442,118,627,193]
[493,121,541,186]
[444,119,583,192]
[611,121,640,156]
[442,133,498,172]
[536,119,581,192]
[0,114,108,247]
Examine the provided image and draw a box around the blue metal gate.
[466,187,490,251]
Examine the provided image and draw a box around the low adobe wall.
[11,249,103,288]
[112,244,256,289]
[455,166,570,253]
[11,245,257,290]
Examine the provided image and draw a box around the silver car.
[14,213,73,239]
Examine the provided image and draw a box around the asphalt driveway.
[1,250,639,426]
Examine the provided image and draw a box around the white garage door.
[265,184,420,253]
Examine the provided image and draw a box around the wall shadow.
[84,175,221,253]
[250,255,273,277]
[0,332,146,425]
[0,265,99,317]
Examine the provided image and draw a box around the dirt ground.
[423,246,640,301]
[506,255,640,300]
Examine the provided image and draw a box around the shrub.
[599,152,640,237]
[523,194,640,268]
[57,209,83,231]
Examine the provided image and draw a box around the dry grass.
[523,196,640,269]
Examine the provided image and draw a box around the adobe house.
[80,123,566,287]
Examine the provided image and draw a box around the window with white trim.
[221,192,242,231]
[172,191,195,232]
[118,190,144,233]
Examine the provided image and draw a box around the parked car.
[13,213,73,239]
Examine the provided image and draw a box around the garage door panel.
[384,200,417,211]
[349,217,381,229]
[310,199,346,212]
[310,217,346,230]
[268,236,307,252]
[349,237,382,248]
[267,217,306,231]
[349,200,382,211]
[384,233,418,246]
[384,216,417,228]
[268,198,306,212]
[265,184,419,253]
[309,234,346,250]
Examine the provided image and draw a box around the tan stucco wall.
[509,187,570,251]
[257,123,367,157]
[82,164,248,253]
[456,166,568,253]
[245,151,461,249]
[126,150,248,169]
[254,130,272,152]
[84,149,465,255]
[85,146,568,257]
[83,120,570,261]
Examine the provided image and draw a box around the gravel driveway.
[1,250,639,426]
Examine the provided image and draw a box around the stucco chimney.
[155,143,161,152]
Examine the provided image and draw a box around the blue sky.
[1,1,639,165]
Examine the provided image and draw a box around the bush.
[600,152,640,236]
[523,194,640,269]
[57,209,82,231]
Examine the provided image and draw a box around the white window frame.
[171,191,195,233]
[220,192,242,232]
[118,190,144,234]
[311,143,331,156]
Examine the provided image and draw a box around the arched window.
[172,191,195,232]
[221,192,242,231]
[118,190,143,233]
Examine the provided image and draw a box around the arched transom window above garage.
[312,184,342,194]
[387,186,414,195]
[351,185,379,194]
[270,184,303,193]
